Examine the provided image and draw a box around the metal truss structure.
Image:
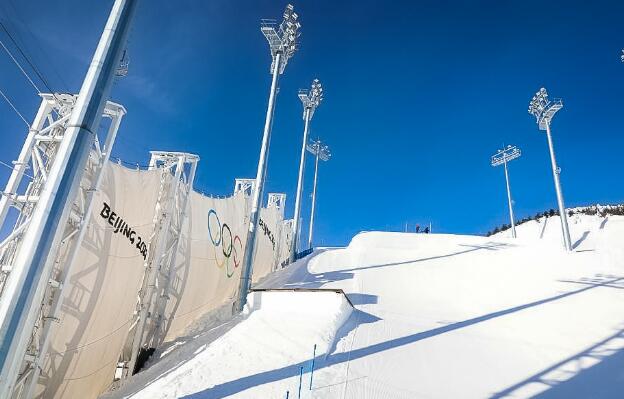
[0,93,126,398]
[267,193,286,217]
[234,178,256,197]
[122,151,198,380]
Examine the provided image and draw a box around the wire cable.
[5,0,70,92]
[0,37,41,94]
[0,86,30,127]
[0,21,56,96]
[0,159,33,179]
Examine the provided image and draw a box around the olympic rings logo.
[207,209,243,278]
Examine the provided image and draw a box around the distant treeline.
[485,204,624,237]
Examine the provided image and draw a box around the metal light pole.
[306,138,330,249]
[238,4,300,312]
[491,145,521,238]
[0,0,138,395]
[290,79,323,262]
[528,87,572,251]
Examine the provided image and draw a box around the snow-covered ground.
[105,213,624,398]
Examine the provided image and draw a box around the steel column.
[545,123,572,251]
[0,0,137,395]
[307,148,320,249]
[291,107,311,259]
[503,159,516,238]
[238,52,282,312]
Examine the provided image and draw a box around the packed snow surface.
[108,214,624,398]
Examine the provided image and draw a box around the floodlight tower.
[491,145,521,238]
[237,4,300,312]
[528,87,572,251]
[306,138,331,249]
[290,79,323,262]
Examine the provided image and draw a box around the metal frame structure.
[528,87,572,251]
[238,4,300,312]
[0,1,137,396]
[290,79,323,262]
[123,151,198,380]
[234,178,256,196]
[267,193,286,217]
[0,93,126,398]
[491,145,521,239]
[306,138,330,249]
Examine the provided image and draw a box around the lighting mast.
[491,145,521,238]
[528,87,572,251]
[237,4,300,312]
[306,138,331,249]
[290,78,323,262]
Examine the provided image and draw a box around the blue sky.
[1,0,624,246]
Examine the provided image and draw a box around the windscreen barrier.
[36,163,163,399]
[162,192,290,342]
[34,162,292,398]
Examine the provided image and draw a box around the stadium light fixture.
[491,145,521,238]
[528,87,572,251]
[238,4,301,312]
[306,138,331,249]
[290,78,323,262]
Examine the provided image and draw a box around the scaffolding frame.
[0,93,126,398]
[122,151,198,380]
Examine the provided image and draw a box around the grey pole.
[237,4,300,311]
[307,148,320,249]
[290,79,323,263]
[0,0,137,394]
[528,88,571,251]
[291,107,311,260]
[503,159,517,238]
[238,52,282,312]
[545,122,572,251]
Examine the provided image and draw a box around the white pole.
[290,107,311,261]
[0,0,137,395]
[307,149,320,249]
[22,106,125,399]
[545,122,572,251]
[238,52,282,312]
[503,159,517,238]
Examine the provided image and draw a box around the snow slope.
[106,214,624,399]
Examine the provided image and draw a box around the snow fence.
[34,162,292,399]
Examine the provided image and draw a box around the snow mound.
[109,213,624,398]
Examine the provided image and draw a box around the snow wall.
[34,162,292,399]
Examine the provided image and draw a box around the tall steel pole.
[306,138,330,249]
[0,0,137,395]
[491,145,520,239]
[503,159,516,238]
[291,108,311,258]
[290,79,323,262]
[238,54,281,312]
[307,148,320,249]
[238,4,300,312]
[545,122,572,251]
[528,87,572,251]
